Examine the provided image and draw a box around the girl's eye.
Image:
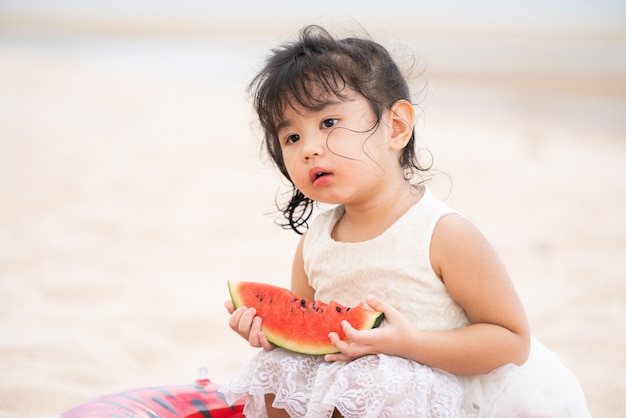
[286,134,300,144]
[322,118,338,129]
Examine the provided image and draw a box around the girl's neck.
[331,182,424,243]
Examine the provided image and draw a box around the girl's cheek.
[281,153,303,184]
[328,129,375,160]
[290,167,308,187]
[281,150,296,171]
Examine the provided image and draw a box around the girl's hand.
[324,295,413,362]
[225,300,275,351]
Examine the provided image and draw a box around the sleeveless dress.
[220,188,590,417]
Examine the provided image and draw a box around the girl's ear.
[388,100,414,151]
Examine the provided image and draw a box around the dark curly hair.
[249,25,428,234]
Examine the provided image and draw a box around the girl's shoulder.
[417,188,458,218]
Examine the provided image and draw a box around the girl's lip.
[309,167,333,184]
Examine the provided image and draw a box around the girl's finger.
[364,294,386,311]
[328,331,349,353]
[325,352,351,362]
[365,294,398,321]
[341,320,377,346]
[224,300,235,314]
[257,331,275,351]
[325,333,349,361]
[328,330,362,358]
[248,316,263,346]
[341,320,360,341]
[239,307,257,334]
[227,306,245,330]
[229,306,256,336]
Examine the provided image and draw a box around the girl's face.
[277,90,403,207]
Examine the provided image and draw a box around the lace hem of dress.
[219,349,465,418]
[219,340,590,418]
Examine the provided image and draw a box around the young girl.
[220,25,590,418]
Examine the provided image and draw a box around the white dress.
[220,188,590,417]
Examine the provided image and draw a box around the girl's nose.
[301,135,325,160]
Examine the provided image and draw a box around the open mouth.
[310,168,329,182]
[309,167,333,185]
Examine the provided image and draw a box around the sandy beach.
[1,5,625,417]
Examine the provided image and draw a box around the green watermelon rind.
[227,281,384,355]
[227,281,244,310]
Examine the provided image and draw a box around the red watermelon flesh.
[228,281,384,355]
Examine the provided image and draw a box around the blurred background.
[1,1,625,417]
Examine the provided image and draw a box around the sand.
[0,21,625,417]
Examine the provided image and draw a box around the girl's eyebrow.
[276,118,293,133]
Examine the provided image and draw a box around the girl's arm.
[290,233,316,300]
[327,214,530,376]
[421,213,531,374]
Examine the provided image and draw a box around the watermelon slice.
[228,281,384,355]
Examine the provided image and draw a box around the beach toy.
[58,367,245,417]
